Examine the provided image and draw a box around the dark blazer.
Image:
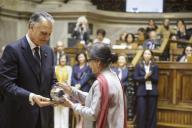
[71,64,93,92]
[0,36,57,128]
[72,30,90,45]
[143,39,161,49]
[112,67,129,87]
[133,62,158,96]
[176,30,191,40]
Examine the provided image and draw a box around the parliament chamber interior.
[0,0,192,128]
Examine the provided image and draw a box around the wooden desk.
[157,62,192,128]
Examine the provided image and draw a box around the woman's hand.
[144,71,152,79]
[61,97,74,108]
[50,96,74,108]
[57,82,72,96]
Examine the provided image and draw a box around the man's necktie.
[34,47,41,81]
[34,47,41,67]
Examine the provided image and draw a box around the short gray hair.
[29,11,54,27]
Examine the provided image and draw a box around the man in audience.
[54,41,65,65]
[0,11,56,128]
[143,30,161,49]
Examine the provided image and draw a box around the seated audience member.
[143,30,161,49]
[112,54,129,91]
[176,19,191,41]
[157,18,174,39]
[72,16,90,45]
[177,45,192,62]
[125,33,138,49]
[71,52,93,91]
[93,28,111,46]
[54,54,72,128]
[137,27,146,48]
[146,19,158,37]
[54,41,65,65]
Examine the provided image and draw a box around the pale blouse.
[71,68,125,128]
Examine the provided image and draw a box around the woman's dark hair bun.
[110,53,118,63]
[88,43,118,65]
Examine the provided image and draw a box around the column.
[69,0,92,4]
[42,0,63,4]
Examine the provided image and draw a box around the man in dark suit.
[143,30,161,49]
[0,11,57,128]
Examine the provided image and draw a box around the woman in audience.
[54,54,72,128]
[133,49,159,128]
[125,33,138,49]
[112,53,129,91]
[177,45,192,62]
[93,28,111,46]
[146,19,158,36]
[176,19,191,40]
[72,16,90,45]
[71,52,93,128]
[58,43,127,128]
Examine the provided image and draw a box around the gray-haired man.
[0,11,57,128]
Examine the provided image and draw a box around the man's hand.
[32,95,52,107]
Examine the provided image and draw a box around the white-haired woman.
[72,16,90,45]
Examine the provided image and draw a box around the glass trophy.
[50,85,65,102]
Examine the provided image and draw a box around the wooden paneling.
[158,110,192,128]
[177,71,192,105]
[157,62,192,128]
[158,70,172,103]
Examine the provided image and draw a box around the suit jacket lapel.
[21,37,41,82]
[140,62,146,73]
[40,46,47,84]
